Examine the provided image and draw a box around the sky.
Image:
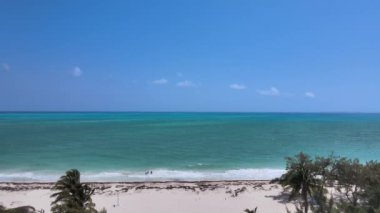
[0,1,379,112]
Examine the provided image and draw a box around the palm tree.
[51,169,96,213]
[277,152,320,213]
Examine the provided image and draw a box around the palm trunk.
[302,189,308,213]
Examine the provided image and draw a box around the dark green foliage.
[0,205,36,213]
[50,169,96,213]
[333,157,363,207]
[277,152,321,213]
[311,155,338,213]
[275,153,380,213]
[331,159,380,212]
[360,161,380,212]
[314,155,337,187]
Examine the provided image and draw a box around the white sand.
[0,181,295,213]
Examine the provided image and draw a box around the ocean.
[1,112,380,182]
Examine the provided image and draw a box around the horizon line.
[0,111,379,114]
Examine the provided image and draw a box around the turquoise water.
[1,112,380,181]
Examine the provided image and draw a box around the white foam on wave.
[0,168,285,182]
[0,172,60,182]
[127,169,285,181]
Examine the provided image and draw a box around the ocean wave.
[0,169,285,182]
[0,172,59,182]
[126,169,285,181]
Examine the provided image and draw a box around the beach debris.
[244,207,258,213]
[252,183,265,190]
[196,183,220,191]
[0,181,268,197]
[231,187,247,197]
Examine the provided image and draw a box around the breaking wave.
[0,168,285,182]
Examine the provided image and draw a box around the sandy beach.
[0,181,295,213]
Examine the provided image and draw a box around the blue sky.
[0,1,379,112]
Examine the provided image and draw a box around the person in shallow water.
[145,171,153,175]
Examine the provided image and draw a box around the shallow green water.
[1,112,380,181]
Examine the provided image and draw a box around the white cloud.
[152,78,168,85]
[257,87,280,96]
[72,66,82,77]
[2,63,10,72]
[177,80,196,87]
[305,92,315,98]
[229,83,246,90]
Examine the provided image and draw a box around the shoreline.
[0,180,272,192]
[0,179,273,184]
[0,168,286,182]
[0,180,295,213]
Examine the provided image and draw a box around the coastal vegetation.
[0,205,35,213]
[273,152,380,213]
[2,154,380,213]
[50,169,106,213]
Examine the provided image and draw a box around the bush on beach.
[273,152,380,213]
[0,205,36,213]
